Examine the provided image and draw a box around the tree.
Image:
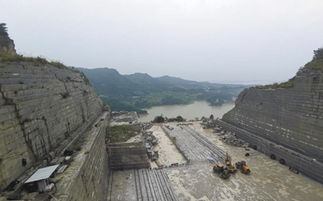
[153,115,165,123]
[176,116,185,122]
[313,48,323,60]
[0,23,8,35]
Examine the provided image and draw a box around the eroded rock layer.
[221,52,323,183]
[0,61,103,190]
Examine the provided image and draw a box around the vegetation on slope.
[107,125,140,143]
[152,115,185,123]
[0,23,8,36]
[256,78,294,89]
[257,48,323,89]
[103,91,198,114]
[305,59,323,70]
[304,48,323,70]
[0,23,16,56]
[0,54,91,85]
[0,53,65,68]
[79,68,246,113]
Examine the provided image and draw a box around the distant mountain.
[78,67,247,113]
[78,68,137,96]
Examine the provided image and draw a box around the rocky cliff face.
[0,51,104,190]
[221,49,323,182]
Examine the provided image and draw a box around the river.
[138,101,234,122]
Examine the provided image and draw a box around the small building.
[24,165,59,192]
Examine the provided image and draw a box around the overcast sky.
[1,0,323,84]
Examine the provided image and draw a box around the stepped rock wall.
[222,67,323,182]
[0,61,103,190]
[216,119,323,183]
[55,112,109,201]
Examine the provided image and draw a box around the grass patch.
[0,53,47,64]
[107,125,140,143]
[0,53,79,72]
[0,54,92,86]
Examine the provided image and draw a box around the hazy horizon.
[1,0,323,84]
[78,66,262,85]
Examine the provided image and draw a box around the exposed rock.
[219,131,248,147]
[220,48,323,183]
[0,33,104,190]
[54,112,109,201]
[143,131,159,161]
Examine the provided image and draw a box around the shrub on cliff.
[176,115,185,122]
[0,23,8,36]
[304,48,323,70]
[313,48,323,60]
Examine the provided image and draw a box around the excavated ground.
[108,122,323,201]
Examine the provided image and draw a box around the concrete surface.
[107,168,178,201]
[108,122,323,201]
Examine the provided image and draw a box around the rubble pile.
[143,131,159,161]
[141,122,153,130]
[200,119,248,147]
[219,131,248,147]
[200,118,217,129]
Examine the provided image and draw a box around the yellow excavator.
[235,160,251,174]
[213,153,250,179]
[225,153,237,173]
[213,153,237,179]
[213,163,231,179]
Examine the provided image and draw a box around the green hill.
[78,68,247,113]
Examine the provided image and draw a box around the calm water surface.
[139,101,234,122]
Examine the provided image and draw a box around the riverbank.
[139,101,234,122]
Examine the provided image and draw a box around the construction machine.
[213,153,237,179]
[225,153,237,173]
[235,160,251,175]
[213,164,231,179]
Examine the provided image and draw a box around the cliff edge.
[220,48,323,183]
[0,25,104,191]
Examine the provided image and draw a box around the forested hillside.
[79,68,246,113]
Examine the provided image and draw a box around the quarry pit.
[1,24,323,201]
[107,122,323,201]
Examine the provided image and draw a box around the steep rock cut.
[220,48,323,183]
[0,31,104,190]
